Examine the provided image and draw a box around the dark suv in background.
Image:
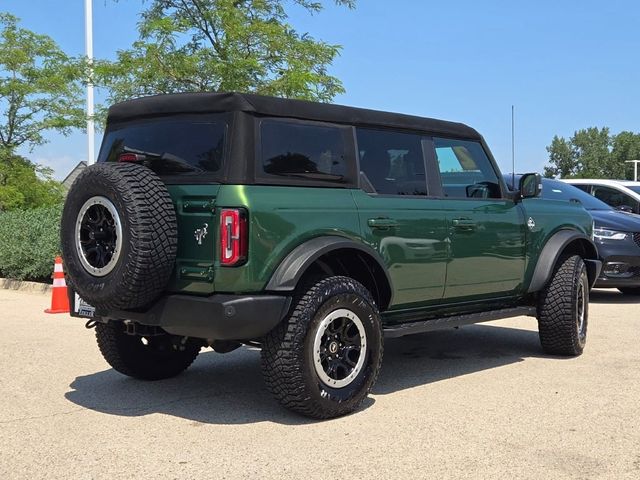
[508,176,640,295]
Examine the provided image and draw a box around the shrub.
[0,204,62,281]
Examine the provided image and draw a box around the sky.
[3,0,640,179]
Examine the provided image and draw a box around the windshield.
[625,185,640,194]
[98,115,226,177]
[542,179,612,210]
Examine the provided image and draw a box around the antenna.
[511,105,515,187]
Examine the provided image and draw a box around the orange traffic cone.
[45,256,70,314]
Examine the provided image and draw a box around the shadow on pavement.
[590,288,640,305]
[374,324,546,395]
[65,323,550,424]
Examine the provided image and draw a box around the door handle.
[452,218,476,230]
[368,217,398,229]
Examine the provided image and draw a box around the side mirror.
[616,205,634,213]
[519,173,542,199]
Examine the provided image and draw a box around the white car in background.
[562,179,640,214]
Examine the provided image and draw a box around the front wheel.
[537,255,589,356]
[261,276,383,419]
[95,321,201,380]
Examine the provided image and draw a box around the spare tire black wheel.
[61,162,178,311]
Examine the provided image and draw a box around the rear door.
[353,128,448,308]
[431,137,526,300]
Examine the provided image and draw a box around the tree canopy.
[95,0,356,107]
[0,150,64,211]
[544,127,640,179]
[0,13,84,153]
[0,13,83,211]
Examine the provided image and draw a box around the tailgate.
[166,184,220,294]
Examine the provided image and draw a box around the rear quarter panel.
[213,185,361,293]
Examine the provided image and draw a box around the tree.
[571,127,619,178]
[544,127,627,179]
[95,0,355,106]
[0,150,64,211]
[544,135,574,178]
[0,13,84,153]
[611,131,640,179]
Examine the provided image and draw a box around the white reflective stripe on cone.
[53,278,66,287]
[54,263,64,273]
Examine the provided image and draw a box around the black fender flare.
[528,230,601,293]
[265,236,393,306]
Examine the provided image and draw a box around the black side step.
[383,306,537,339]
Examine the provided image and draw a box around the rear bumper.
[70,289,291,341]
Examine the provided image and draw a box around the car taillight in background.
[220,208,248,266]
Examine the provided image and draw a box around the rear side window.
[356,128,427,196]
[260,119,348,182]
[98,116,226,176]
[434,138,501,199]
[593,186,639,211]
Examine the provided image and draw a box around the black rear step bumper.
[70,289,292,341]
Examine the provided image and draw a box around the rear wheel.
[537,255,589,356]
[261,276,383,419]
[618,287,640,296]
[95,321,201,380]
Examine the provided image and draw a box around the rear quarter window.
[257,119,355,186]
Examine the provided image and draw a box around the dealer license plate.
[73,292,96,318]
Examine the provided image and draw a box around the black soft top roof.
[107,92,481,140]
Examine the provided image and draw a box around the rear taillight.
[220,208,248,266]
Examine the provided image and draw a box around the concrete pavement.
[0,288,638,479]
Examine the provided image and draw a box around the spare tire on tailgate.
[61,162,178,311]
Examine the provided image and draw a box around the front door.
[432,137,526,300]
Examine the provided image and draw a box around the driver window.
[434,138,501,199]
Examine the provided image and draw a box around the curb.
[0,278,51,295]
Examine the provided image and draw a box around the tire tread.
[537,255,587,356]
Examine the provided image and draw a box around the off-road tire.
[95,321,201,380]
[261,276,383,419]
[537,255,589,356]
[618,287,640,296]
[61,162,177,311]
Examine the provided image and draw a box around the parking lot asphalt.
[0,288,639,479]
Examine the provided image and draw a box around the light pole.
[85,0,95,165]
[625,160,640,181]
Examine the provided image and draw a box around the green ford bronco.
[62,93,602,419]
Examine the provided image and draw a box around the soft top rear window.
[98,115,227,178]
